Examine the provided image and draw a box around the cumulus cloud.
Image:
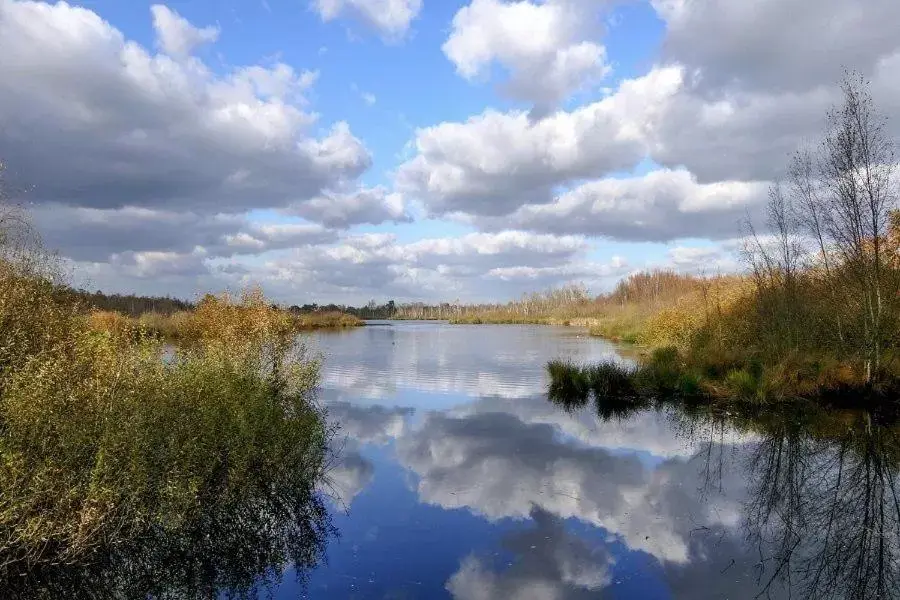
[311,0,422,40]
[0,1,370,215]
[150,4,219,58]
[108,248,211,279]
[396,67,683,217]
[31,205,338,262]
[287,186,412,228]
[443,0,613,110]
[218,230,601,303]
[482,169,767,242]
[647,1,900,182]
[654,0,900,94]
[398,0,900,248]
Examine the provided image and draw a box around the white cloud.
[215,230,595,303]
[443,0,613,109]
[396,66,684,217]
[486,168,768,242]
[31,205,338,262]
[653,0,900,94]
[311,0,422,40]
[646,0,900,182]
[110,248,210,279]
[150,4,219,58]
[0,1,371,216]
[288,186,412,228]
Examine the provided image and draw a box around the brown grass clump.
[83,293,363,342]
[294,310,364,329]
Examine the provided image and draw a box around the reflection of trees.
[4,457,334,600]
[750,412,900,599]
[684,404,900,599]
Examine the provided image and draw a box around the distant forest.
[287,300,398,320]
[57,287,401,320]
[56,288,195,317]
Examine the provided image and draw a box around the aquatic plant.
[547,360,591,409]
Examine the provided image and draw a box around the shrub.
[0,262,327,580]
[547,360,591,409]
[588,362,636,400]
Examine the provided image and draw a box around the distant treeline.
[52,289,404,321]
[393,285,596,322]
[288,300,398,320]
[55,287,195,317]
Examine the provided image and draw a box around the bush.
[588,362,636,399]
[0,262,328,581]
[547,360,591,408]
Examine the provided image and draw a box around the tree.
[751,72,899,382]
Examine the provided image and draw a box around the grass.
[294,310,364,329]
[0,259,331,590]
[84,303,363,342]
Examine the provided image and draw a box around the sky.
[1,0,899,304]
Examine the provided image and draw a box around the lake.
[11,321,897,599]
[275,321,899,599]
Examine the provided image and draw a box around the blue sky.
[1,0,898,303]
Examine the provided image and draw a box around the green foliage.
[723,368,762,401]
[0,255,329,588]
[547,360,591,408]
[587,362,637,400]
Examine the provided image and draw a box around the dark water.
[273,321,900,599]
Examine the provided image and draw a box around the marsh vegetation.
[551,75,900,401]
[0,200,333,598]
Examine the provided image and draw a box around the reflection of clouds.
[326,444,374,506]
[450,395,754,458]
[446,507,612,600]
[327,401,414,445]
[313,324,621,399]
[322,401,415,507]
[397,410,746,564]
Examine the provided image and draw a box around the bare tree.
[751,73,899,381]
[819,72,897,380]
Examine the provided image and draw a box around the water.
[12,322,898,598]
[275,321,900,599]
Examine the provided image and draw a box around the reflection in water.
[313,322,623,399]
[638,399,900,599]
[27,323,891,598]
[6,468,333,600]
[447,507,613,599]
[736,408,900,599]
[311,323,900,598]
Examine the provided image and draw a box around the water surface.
[287,321,900,599]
